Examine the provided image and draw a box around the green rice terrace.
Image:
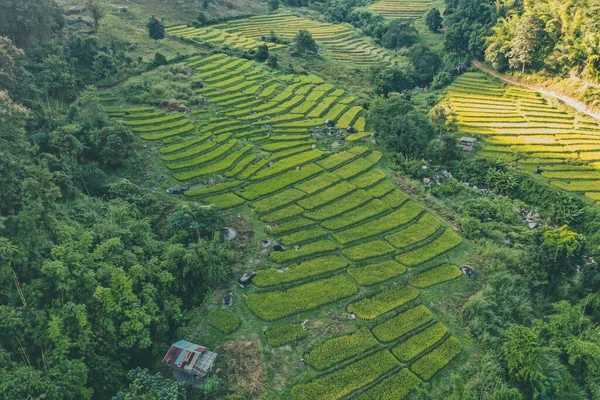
[368,0,434,20]
[106,52,471,398]
[166,12,398,67]
[447,72,600,206]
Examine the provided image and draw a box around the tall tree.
[86,1,102,33]
[147,15,165,42]
[425,8,443,33]
[507,14,545,73]
[294,30,318,56]
[408,44,442,85]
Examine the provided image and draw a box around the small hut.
[459,137,477,152]
[162,340,218,386]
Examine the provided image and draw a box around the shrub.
[290,350,399,400]
[207,309,240,334]
[295,173,341,194]
[356,369,422,400]
[342,240,395,261]
[321,200,390,231]
[409,264,463,288]
[253,189,306,214]
[305,190,373,221]
[347,260,407,286]
[385,213,441,249]
[265,324,307,347]
[304,328,379,370]
[333,202,424,245]
[392,323,448,362]
[410,337,462,381]
[396,229,462,266]
[347,286,419,320]
[269,240,338,263]
[254,255,348,287]
[236,163,323,200]
[372,305,433,342]
[246,275,358,321]
[298,182,356,210]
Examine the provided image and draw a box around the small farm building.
[162,340,218,385]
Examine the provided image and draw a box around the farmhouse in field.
[162,340,218,386]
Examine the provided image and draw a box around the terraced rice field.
[167,12,396,67]
[115,53,466,398]
[447,72,600,206]
[368,0,433,19]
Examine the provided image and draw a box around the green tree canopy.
[294,30,318,56]
[147,15,166,42]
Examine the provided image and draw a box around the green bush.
[396,229,462,266]
[410,337,462,380]
[356,369,422,400]
[408,264,463,288]
[385,213,441,249]
[321,200,390,231]
[392,322,448,362]
[253,189,306,214]
[265,324,307,347]
[304,328,379,370]
[305,190,373,220]
[269,240,338,263]
[236,164,323,200]
[291,350,399,400]
[347,286,419,320]
[254,255,348,288]
[246,275,358,321]
[333,202,424,245]
[342,240,395,261]
[207,309,240,334]
[347,260,407,286]
[298,181,356,210]
[372,305,433,343]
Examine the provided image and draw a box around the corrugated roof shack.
[162,340,218,387]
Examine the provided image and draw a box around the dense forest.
[1,0,600,399]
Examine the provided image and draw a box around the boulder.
[222,227,237,241]
[223,292,234,306]
[238,272,257,288]
[346,126,358,134]
[325,119,335,127]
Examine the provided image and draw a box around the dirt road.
[472,60,600,122]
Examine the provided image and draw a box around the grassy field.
[446,72,600,206]
[104,47,479,398]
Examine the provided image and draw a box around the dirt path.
[472,60,600,123]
